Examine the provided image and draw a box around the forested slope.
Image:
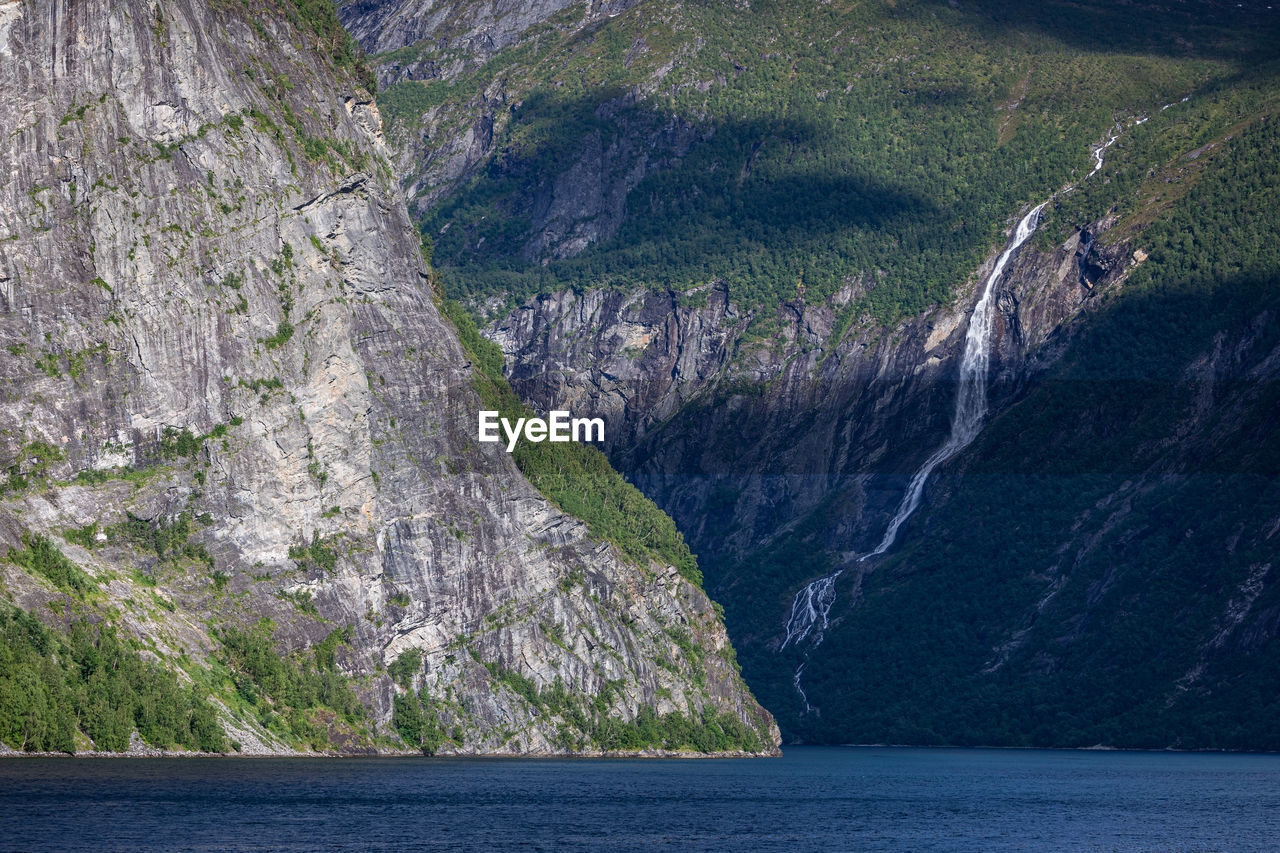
[785,112,1280,748]
[350,0,1280,748]
[357,0,1270,321]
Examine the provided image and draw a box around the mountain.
[347,0,1280,748]
[0,0,775,756]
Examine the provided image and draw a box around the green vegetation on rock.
[484,664,766,753]
[5,533,93,595]
[218,619,368,751]
[289,534,339,574]
[107,511,216,573]
[0,441,65,496]
[440,298,701,584]
[382,0,1266,325]
[392,687,445,754]
[257,0,376,92]
[0,604,225,753]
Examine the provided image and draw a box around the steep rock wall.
[490,211,1120,564]
[340,0,640,63]
[0,0,775,755]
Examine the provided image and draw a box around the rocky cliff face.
[0,0,775,755]
[486,122,1280,749]
[338,0,701,256]
[340,0,640,62]
[489,209,1122,565]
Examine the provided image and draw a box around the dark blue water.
[2,747,1278,851]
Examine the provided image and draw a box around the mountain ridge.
[0,0,776,756]
[342,0,1280,747]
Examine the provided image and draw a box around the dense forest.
[377,0,1268,324]
[0,603,224,753]
[364,0,1280,747]
[751,106,1280,748]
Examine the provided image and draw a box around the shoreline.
[827,742,1280,756]
[5,742,1276,759]
[0,744,779,760]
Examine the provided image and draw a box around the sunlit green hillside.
[375,0,1272,323]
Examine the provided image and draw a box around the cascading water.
[861,199,1047,558]
[781,571,840,649]
[780,121,1140,667]
[1088,124,1122,178]
[779,201,1044,650]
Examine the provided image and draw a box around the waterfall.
[779,202,1044,650]
[1088,124,1122,179]
[780,122,1132,686]
[860,200,1046,559]
[780,571,840,649]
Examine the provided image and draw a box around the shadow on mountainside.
[726,262,1280,746]
[918,0,1280,65]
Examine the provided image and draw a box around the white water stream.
[1088,124,1122,178]
[781,122,1135,660]
[781,201,1046,651]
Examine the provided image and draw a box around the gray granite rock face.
[0,0,776,754]
[488,211,1130,568]
[338,0,689,258]
[340,0,642,63]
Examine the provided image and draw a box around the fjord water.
[3,747,1278,851]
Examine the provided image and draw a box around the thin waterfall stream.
[779,123,1135,691]
[780,200,1046,653]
